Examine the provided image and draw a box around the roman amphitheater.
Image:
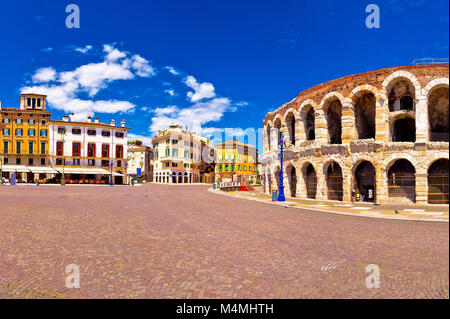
[261,64,449,205]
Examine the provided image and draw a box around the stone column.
[375,164,388,204]
[342,165,352,202]
[297,165,307,199]
[316,163,327,200]
[415,173,428,205]
[341,99,357,144]
[315,110,328,145]
[375,92,389,142]
[415,98,429,143]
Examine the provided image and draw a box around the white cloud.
[74,45,93,54]
[184,75,216,102]
[42,47,53,53]
[103,44,127,62]
[32,67,57,83]
[131,54,155,77]
[164,89,176,96]
[149,98,232,134]
[21,44,156,118]
[165,66,180,76]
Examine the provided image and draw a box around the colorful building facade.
[0,93,51,182]
[49,115,129,184]
[127,144,153,183]
[215,140,258,184]
[152,125,215,184]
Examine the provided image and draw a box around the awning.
[52,167,123,176]
[28,167,59,174]
[1,165,30,173]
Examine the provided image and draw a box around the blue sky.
[0,0,448,149]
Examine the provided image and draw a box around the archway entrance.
[288,166,297,197]
[305,164,317,199]
[327,162,343,201]
[428,159,449,204]
[388,159,416,202]
[354,161,376,202]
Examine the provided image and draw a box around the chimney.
[121,120,126,127]
[63,115,69,122]
[94,117,99,123]
[87,116,92,123]
[110,119,116,126]
[70,113,74,121]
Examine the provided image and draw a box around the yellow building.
[0,93,51,182]
[215,140,258,184]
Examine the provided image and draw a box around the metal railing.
[412,58,449,65]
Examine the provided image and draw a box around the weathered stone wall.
[261,65,449,205]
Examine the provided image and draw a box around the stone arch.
[273,116,283,148]
[302,161,317,199]
[383,153,420,174]
[352,160,376,202]
[284,109,299,146]
[324,160,343,201]
[422,77,449,97]
[428,158,449,204]
[382,70,422,102]
[321,93,344,145]
[427,83,449,142]
[286,164,298,197]
[300,100,318,141]
[387,159,416,202]
[349,85,377,140]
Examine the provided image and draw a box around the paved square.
[0,184,448,298]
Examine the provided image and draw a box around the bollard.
[272,190,278,201]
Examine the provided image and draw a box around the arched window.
[286,112,296,146]
[27,98,31,106]
[32,98,36,108]
[388,79,415,112]
[274,118,282,146]
[37,98,41,107]
[355,93,376,139]
[428,87,449,142]
[324,99,342,144]
[301,105,315,141]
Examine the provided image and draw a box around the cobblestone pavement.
[0,184,448,299]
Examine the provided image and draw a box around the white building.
[49,114,129,184]
[127,144,153,183]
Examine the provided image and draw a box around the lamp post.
[61,130,66,186]
[277,133,290,202]
[110,160,113,186]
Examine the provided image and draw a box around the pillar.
[315,110,328,145]
[375,92,389,142]
[341,99,357,144]
[375,164,388,204]
[415,173,428,205]
[415,98,429,143]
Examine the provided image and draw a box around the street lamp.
[110,160,113,186]
[61,130,66,186]
[277,133,291,202]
